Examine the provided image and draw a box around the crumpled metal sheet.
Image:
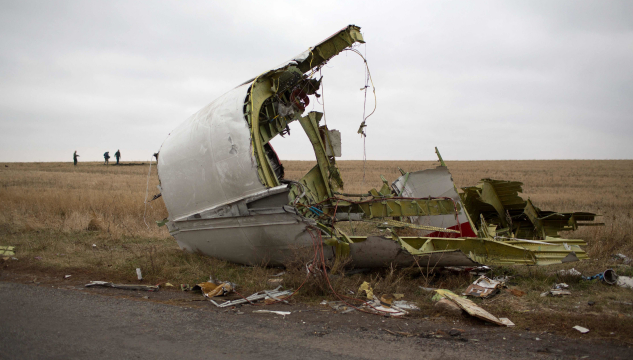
[392,166,476,237]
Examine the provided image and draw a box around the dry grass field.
[1,159,633,340]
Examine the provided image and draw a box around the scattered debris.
[64,275,71,279]
[85,281,159,291]
[588,301,595,306]
[209,286,293,308]
[617,276,633,289]
[506,288,526,297]
[136,268,143,281]
[164,282,174,287]
[584,269,618,285]
[573,325,590,334]
[434,289,509,326]
[253,310,291,317]
[180,284,191,291]
[268,278,283,284]
[419,286,438,292]
[464,276,504,298]
[558,268,582,277]
[499,318,515,327]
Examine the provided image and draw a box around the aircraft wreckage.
[156,25,602,268]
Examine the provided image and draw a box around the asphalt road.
[1,282,631,359]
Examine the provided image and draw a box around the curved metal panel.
[157,84,265,221]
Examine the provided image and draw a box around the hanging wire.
[342,45,376,186]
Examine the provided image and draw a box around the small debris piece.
[136,268,143,280]
[464,275,504,298]
[542,283,571,297]
[180,284,191,291]
[0,246,15,256]
[616,276,633,289]
[588,301,595,306]
[358,281,375,300]
[361,300,408,317]
[506,288,526,297]
[209,286,292,308]
[164,282,174,287]
[419,286,438,292]
[499,318,515,327]
[392,300,419,310]
[573,325,590,334]
[558,268,582,277]
[253,310,291,317]
[264,294,290,305]
[323,301,356,313]
[548,289,572,296]
[64,275,71,279]
[271,271,285,277]
[85,281,159,291]
[196,282,233,298]
[267,278,283,284]
[434,289,507,326]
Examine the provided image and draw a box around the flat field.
[1,159,633,341]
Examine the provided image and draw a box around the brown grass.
[1,159,633,339]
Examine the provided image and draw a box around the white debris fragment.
[253,310,291,317]
[573,325,590,334]
[136,268,143,280]
[558,268,582,277]
[617,276,633,289]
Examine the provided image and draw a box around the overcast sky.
[1,0,631,162]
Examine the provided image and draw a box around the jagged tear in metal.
[156,25,601,267]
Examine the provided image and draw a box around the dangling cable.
[343,45,376,186]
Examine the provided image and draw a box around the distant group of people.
[72,150,121,166]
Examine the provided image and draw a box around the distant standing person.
[104,151,110,165]
[73,151,79,166]
[115,149,121,165]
